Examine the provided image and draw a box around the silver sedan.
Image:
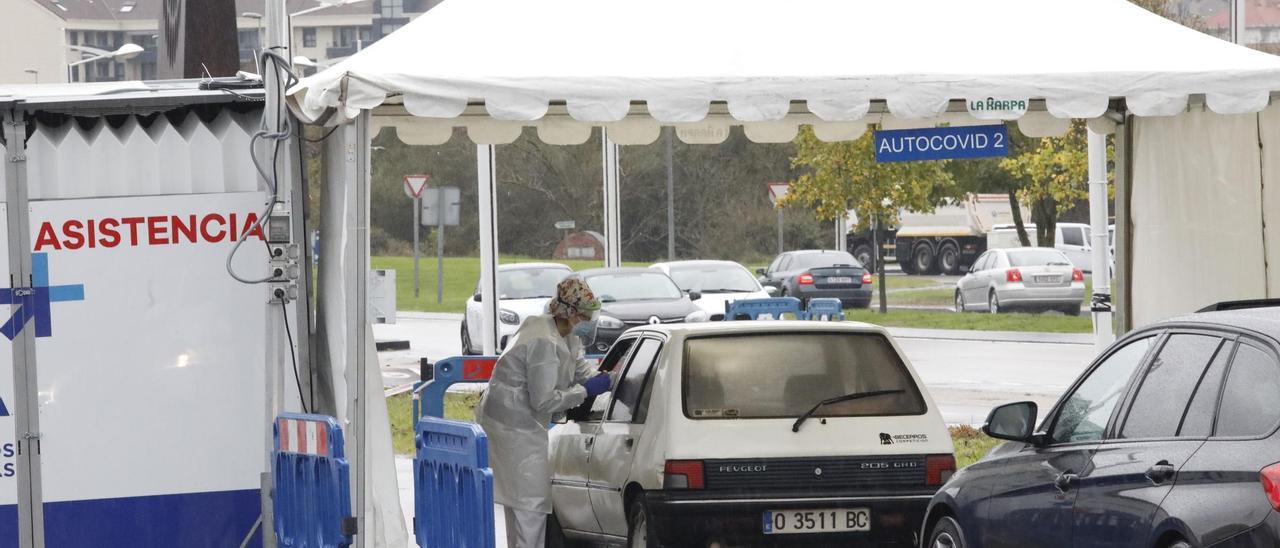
[954,247,1085,315]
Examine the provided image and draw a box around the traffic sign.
[421,187,462,226]
[767,182,790,207]
[554,220,576,230]
[404,174,430,198]
[874,124,1009,163]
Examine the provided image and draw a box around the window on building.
[239,29,260,50]
[303,28,316,47]
[380,0,404,18]
[338,26,373,47]
[381,22,404,35]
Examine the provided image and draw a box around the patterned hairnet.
[547,275,602,320]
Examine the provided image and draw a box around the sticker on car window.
[693,408,741,418]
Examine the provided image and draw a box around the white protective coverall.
[476,314,598,547]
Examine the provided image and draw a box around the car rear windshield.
[587,272,684,302]
[668,264,758,293]
[682,332,927,419]
[791,252,860,270]
[1006,249,1071,267]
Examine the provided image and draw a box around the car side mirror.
[763,286,778,296]
[689,291,702,301]
[756,268,767,276]
[472,294,482,303]
[983,401,1039,443]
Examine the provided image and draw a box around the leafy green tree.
[998,120,1094,248]
[783,127,956,230]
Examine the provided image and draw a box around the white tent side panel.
[1130,107,1278,326]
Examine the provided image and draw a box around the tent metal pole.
[1087,129,1114,352]
[1115,117,1132,333]
[477,145,500,354]
[1231,0,1247,45]
[602,129,622,267]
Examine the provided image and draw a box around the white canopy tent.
[287,2,1280,538]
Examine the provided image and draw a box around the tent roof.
[288,0,1280,143]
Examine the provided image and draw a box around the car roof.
[1159,306,1280,341]
[578,266,662,277]
[787,249,853,255]
[623,320,892,338]
[499,262,571,271]
[651,260,745,269]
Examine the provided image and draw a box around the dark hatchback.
[757,250,873,309]
[578,267,706,353]
[922,301,1280,548]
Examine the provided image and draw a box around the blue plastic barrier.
[273,413,353,548]
[414,417,495,548]
[804,297,846,321]
[723,297,804,320]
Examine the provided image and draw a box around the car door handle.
[1054,471,1079,492]
[624,437,634,450]
[1145,461,1176,484]
[584,437,594,449]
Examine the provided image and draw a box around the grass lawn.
[845,309,1092,333]
[386,395,1004,470]
[874,287,957,307]
[950,425,1001,468]
[373,255,646,314]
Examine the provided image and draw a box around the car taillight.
[1006,268,1023,283]
[1072,268,1084,282]
[798,273,814,285]
[926,454,957,486]
[664,460,705,490]
[1260,463,1280,510]
[862,272,873,284]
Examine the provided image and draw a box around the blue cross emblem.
[0,253,85,341]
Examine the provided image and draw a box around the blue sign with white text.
[874,124,1009,163]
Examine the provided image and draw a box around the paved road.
[375,313,1097,423]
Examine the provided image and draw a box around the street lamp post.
[66,43,144,82]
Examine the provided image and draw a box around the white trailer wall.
[1130,103,1280,326]
[0,106,308,548]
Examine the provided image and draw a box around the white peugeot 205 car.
[546,321,954,548]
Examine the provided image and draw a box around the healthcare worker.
[476,275,613,548]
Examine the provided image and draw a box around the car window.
[990,252,1007,270]
[777,255,792,272]
[1216,342,1280,437]
[791,252,859,270]
[1062,227,1085,247]
[564,337,637,422]
[1051,336,1155,444]
[1006,249,1072,267]
[1120,334,1222,439]
[1178,340,1233,437]
[610,338,662,423]
[668,264,758,293]
[683,332,926,419]
[496,267,571,300]
[768,255,785,274]
[586,272,683,302]
[971,252,991,272]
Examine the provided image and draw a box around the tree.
[946,125,1038,246]
[998,120,1093,248]
[783,127,956,230]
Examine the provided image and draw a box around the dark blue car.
[922,301,1280,548]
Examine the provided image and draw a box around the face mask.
[571,318,597,343]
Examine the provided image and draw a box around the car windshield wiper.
[791,389,906,433]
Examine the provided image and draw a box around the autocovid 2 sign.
[874,124,1009,163]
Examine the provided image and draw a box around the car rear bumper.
[793,287,873,308]
[645,491,929,546]
[996,285,1084,308]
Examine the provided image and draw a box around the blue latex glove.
[583,373,612,397]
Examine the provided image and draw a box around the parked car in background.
[548,321,954,547]
[987,222,1095,272]
[650,260,772,321]
[461,262,572,354]
[923,301,1280,548]
[955,247,1084,315]
[578,267,707,353]
[757,250,873,309]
